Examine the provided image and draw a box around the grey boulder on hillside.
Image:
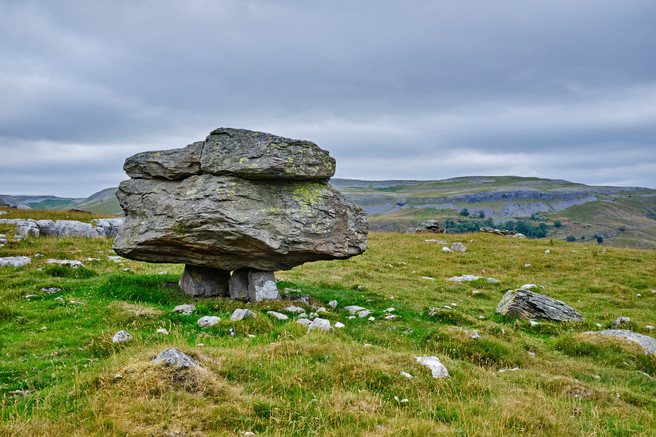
[496,289,584,322]
[113,127,368,300]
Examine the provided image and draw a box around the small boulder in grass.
[416,356,449,378]
[267,311,289,321]
[230,309,255,321]
[307,318,332,332]
[152,348,198,368]
[112,330,132,343]
[496,289,584,322]
[173,304,195,315]
[197,316,221,328]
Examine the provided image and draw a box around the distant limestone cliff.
[3,176,656,249]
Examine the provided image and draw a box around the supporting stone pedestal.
[179,265,230,297]
[228,268,249,301]
[248,270,280,302]
[179,265,280,302]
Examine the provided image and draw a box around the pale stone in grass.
[230,308,254,321]
[385,308,395,312]
[156,328,169,335]
[46,259,84,268]
[282,293,311,305]
[358,310,372,318]
[400,371,413,379]
[334,322,345,328]
[611,317,631,328]
[197,316,221,328]
[267,311,289,321]
[112,330,132,343]
[172,304,195,315]
[307,318,331,332]
[296,318,312,327]
[450,242,466,252]
[446,275,481,282]
[41,287,62,293]
[153,348,198,368]
[285,305,305,314]
[441,247,451,252]
[343,305,367,315]
[0,256,31,268]
[416,356,449,378]
[520,284,538,290]
[328,300,338,309]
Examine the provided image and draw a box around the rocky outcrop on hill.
[407,220,445,234]
[0,218,124,238]
[113,127,368,301]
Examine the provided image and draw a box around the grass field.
[1,209,655,436]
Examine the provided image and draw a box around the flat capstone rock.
[153,348,198,368]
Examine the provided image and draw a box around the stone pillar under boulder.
[228,268,249,301]
[248,270,280,302]
[179,265,230,297]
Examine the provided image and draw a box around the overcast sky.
[1,0,655,197]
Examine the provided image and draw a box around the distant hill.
[2,176,656,249]
[0,188,122,215]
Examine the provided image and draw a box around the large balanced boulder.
[496,289,584,322]
[113,127,368,299]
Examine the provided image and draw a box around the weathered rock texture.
[496,289,584,322]
[0,218,124,238]
[113,128,367,273]
[589,330,656,354]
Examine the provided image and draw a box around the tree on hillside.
[478,210,485,219]
[566,235,576,242]
[554,220,562,228]
[597,236,604,244]
[460,208,469,217]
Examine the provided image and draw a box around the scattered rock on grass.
[328,300,338,309]
[230,309,254,321]
[416,356,449,378]
[112,330,132,343]
[343,305,367,315]
[172,304,195,315]
[197,316,221,328]
[0,256,31,268]
[46,259,84,268]
[267,311,289,321]
[611,317,631,328]
[307,318,332,332]
[153,348,198,368]
[450,242,466,252]
[296,318,312,327]
[334,322,345,328]
[496,289,584,322]
[285,305,305,314]
[156,328,169,335]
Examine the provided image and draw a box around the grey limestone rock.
[450,242,467,253]
[229,268,250,300]
[590,330,656,354]
[201,128,335,181]
[611,317,631,328]
[230,308,254,321]
[112,330,132,343]
[124,141,203,180]
[197,316,221,328]
[496,289,584,322]
[153,348,199,368]
[307,317,332,332]
[416,356,449,379]
[173,304,195,315]
[0,256,31,268]
[248,270,279,302]
[343,305,367,315]
[179,265,230,297]
[92,218,125,238]
[113,127,367,273]
[267,311,289,321]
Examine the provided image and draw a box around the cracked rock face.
[113,128,367,272]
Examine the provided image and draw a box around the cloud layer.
[2,0,655,196]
